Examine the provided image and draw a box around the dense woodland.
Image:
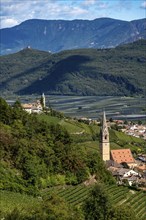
[0,40,146,96]
[0,97,145,219]
[0,97,114,193]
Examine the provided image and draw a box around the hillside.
[0,18,146,55]
[0,97,115,193]
[0,97,146,219]
[0,40,146,96]
[0,97,145,193]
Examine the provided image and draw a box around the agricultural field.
[42,184,146,220]
[6,95,146,121]
[37,114,93,134]
[1,185,145,219]
[36,113,145,152]
[46,95,146,121]
[37,114,61,124]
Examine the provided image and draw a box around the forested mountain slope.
[0,40,146,96]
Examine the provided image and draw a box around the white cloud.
[0,0,145,28]
[140,1,146,8]
[1,18,19,28]
[82,0,109,10]
[0,1,89,28]
[82,0,97,6]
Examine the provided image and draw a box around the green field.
[36,113,145,153]
[0,191,40,217]
[1,185,145,219]
[41,184,146,220]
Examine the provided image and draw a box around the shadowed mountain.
[18,55,92,94]
[0,40,146,96]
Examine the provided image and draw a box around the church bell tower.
[100,111,110,161]
[42,93,46,108]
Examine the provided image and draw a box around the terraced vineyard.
[106,185,146,220]
[43,184,146,219]
[99,185,145,219]
[57,185,93,206]
[42,184,92,206]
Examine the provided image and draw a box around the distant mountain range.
[0,18,146,55]
[0,40,146,97]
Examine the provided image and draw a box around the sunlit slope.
[37,114,146,152]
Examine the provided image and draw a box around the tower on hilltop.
[100,111,110,161]
[41,93,46,108]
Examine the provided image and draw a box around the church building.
[100,111,135,167]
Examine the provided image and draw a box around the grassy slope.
[0,191,40,217]
[1,113,145,218]
[0,40,146,96]
[37,114,146,153]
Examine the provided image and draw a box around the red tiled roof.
[110,149,135,164]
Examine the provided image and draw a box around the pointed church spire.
[103,111,106,123]
[100,111,110,161]
[102,111,107,130]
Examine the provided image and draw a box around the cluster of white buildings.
[124,124,146,139]
[113,120,146,140]
[22,101,42,114]
[21,93,46,114]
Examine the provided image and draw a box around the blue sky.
[0,0,146,28]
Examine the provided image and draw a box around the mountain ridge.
[0,17,146,55]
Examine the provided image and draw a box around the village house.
[21,93,46,114]
[110,149,137,168]
[22,101,42,114]
[108,166,143,186]
[21,103,33,114]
